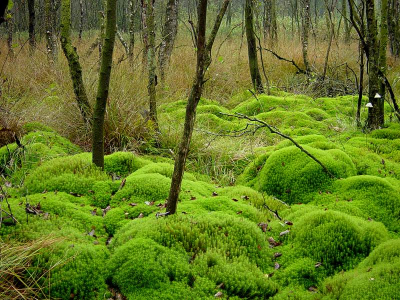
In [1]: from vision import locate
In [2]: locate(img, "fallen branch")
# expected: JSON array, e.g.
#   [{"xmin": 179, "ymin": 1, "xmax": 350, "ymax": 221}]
[
  {"xmin": 218, "ymin": 112, "xmax": 337, "ymax": 179},
  {"xmin": 262, "ymin": 47, "xmax": 307, "ymax": 75}
]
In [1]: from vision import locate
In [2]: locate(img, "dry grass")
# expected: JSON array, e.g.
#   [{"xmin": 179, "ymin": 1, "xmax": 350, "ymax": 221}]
[
  {"xmin": 0, "ymin": 236, "xmax": 63, "ymax": 300},
  {"xmin": 0, "ymin": 27, "xmax": 399, "ymax": 152}
]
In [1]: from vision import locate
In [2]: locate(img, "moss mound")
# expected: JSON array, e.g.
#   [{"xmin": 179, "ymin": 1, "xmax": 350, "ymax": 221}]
[
  {"xmin": 23, "ymin": 153, "xmax": 109, "ymax": 195},
  {"xmin": 321, "ymin": 239, "xmax": 400, "ymax": 299},
  {"xmin": 104, "ymin": 151, "xmax": 151, "ymax": 176},
  {"xmin": 37, "ymin": 241, "xmax": 109, "ymax": 300},
  {"xmin": 110, "ymin": 213, "xmax": 279, "ymax": 299},
  {"xmin": 254, "ymin": 145, "xmax": 356, "ymax": 204},
  {"xmin": 313, "ymin": 175, "xmax": 400, "ymax": 232},
  {"xmin": 289, "ymin": 209, "xmax": 388, "ymax": 274}
]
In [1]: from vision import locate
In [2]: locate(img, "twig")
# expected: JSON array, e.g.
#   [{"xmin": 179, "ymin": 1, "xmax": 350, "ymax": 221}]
[
  {"xmin": 262, "ymin": 47, "xmax": 307, "ymax": 75},
  {"xmin": 219, "ymin": 112, "xmax": 337, "ymax": 179}
]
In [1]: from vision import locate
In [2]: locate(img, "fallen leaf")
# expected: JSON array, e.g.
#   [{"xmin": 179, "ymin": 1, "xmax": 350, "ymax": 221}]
[
  {"xmin": 308, "ymin": 286, "xmax": 318, "ymax": 292},
  {"xmin": 119, "ymin": 178, "xmax": 126, "ymax": 190},
  {"xmin": 215, "ymin": 283, "xmax": 224, "ymax": 289},
  {"xmin": 381, "ymin": 159, "xmax": 385, "ymax": 165},
  {"xmin": 88, "ymin": 228, "xmax": 96, "ymax": 237},
  {"xmin": 91, "ymin": 209, "xmax": 97, "ymax": 216},
  {"xmin": 145, "ymin": 201, "xmax": 154, "ymax": 206},
  {"xmin": 257, "ymin": 245, "xmax": 262, "ymax": 250},
  {"xmin": 241, "ymin": 195, "xmax": 250, "ymax": 200},
  {"xmin": 284, "ymin": 220, "xmax": 293, "ymax": 226},
  {"xmin": 370, "ymin": 278, "xmax": 375, "ymax": 281},
  {"xmin": 280, "ymin": 230, "xmax": 290, "ymax": 236},
  {"xmin": 232, "ymin": 198, "xmax": 239, "ymax": 202},
  {"xmin": 268, "ymin": 237, "xmax": 281, "ymax": 247},
  {"xmin": 258, "ymin": 222, "xmax": 268, "ymax": 232},
  {"xmin": 281, "ymin": 162, "xmax": 285, "ymax": 166},
  {"xmin": 191, "ymin": 196, "xmax": 197, "ymax": 200},
  {"xmin": 5, "ymin": 181, "xmax": 12, "ymax": 188},
  {"xmin": 93, "ymin": 240, "xmax": 99, "ymax": 245},
  {"xmin": 264, "ymin": 272, "xmax": 274, "ymax": 278},
  {"xmin": 274, "ymin": 262, "xmax": 280, "ymax": 270},
  {"xmin": 212, "ymin": 192, "xmax": 218, "ymax": 197},
  {"xmin": 274, "ymin": 252, "xmax": 282, "ymax": 258},
  {"xmin": 102, "ymin": 206, "xmax": 111, "ymax": 217},
  {"xmin": 315, "ymin": 262, "xmax": 322, "ymax": 268},
  {"xmin": 236, "ymin": 211, "xmax": 243, "ymax": 215},
  {"xmin": 214, "ymin": 291, "xmax": 223, "ymax": 298},
  {"xmin": 69, "ymin": 192, "xmax": 81, "ymax": 197},
  {"xmin": 137, "ymin": 213, "xmax": 144, "ymax": 218},
  {"xmin": 129, "ymin": 203, "xmax": 138, "ymax": 207}
]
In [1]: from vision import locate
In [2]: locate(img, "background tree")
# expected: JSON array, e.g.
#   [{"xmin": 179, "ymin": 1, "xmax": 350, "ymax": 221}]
[
  {"xmin": 158, "ymin": 0, "xmax": 179, "ymax": 82},
  {"xmin": 28, "ymin": 0, "xmax": 36, "ymax": 52},
  {"xmin": 388, "ymin": 0, "xmax": 399, "ymax": 57},
  {"xmin": 167, "ymin": 0, "xmax": 230, "ymax": 215},
  {"xmin": 0, "ymin": 0, "xmax": 9, "ymax": 25},
  {"xmin": 60, "ymin": 0, "xmax": 92, "ymax": 124},
  {"xmin": 300, "ymin": 0, "xmax": 311, "ymax": 73},
  {"xmin": 245, "ymin": 0, "xmax": 264, "ymax": 93},
  {"xmin": 92, "ymin": 0, "xmax": 117, "ymax": 168}
]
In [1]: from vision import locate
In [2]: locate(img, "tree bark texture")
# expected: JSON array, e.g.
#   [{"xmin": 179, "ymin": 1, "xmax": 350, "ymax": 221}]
[
  {"xmin": 158, "ymin": 0, "xmax": 179, "ymax": 82},
  {"xmin": 379, "ymin": 0, "xmax": 388, "ymax": 100},
  {"xmin": 92, "ymin": 0, "xmax": 117, "ymax": 169},
  {"xmin": 28, "ymin": 0, "xmax": 36, "ymax": 52},
  {"xmin": 45, "ymin": 0, "xmax": 58, "ymax": 63},
  {"xmin": 245, "ymin": 0, "xmax": 264, "ymax": 94},
  {"xmin": 342, "ymin": 0, "xmax": 351, "ymax": 43},
  {"xmin": 300, "ymin": 0, "xmax": 311, "ymax": 73},
  {"xmin": 366, "ymin": 0, "xmax": 384, "ymax": 129},
  {"xmin": 388, "ymin": 0, "xmax": 400, "ymax": 57},
  {"xmin": 166, "ymin": 0, "xmax": 230, "ymax": 215},
  {"xmin": 60, "ymin": 0, "xmax": 92, "ymax": 125},
  {"xmin": 146, "ymin": 0, "xmax": 158, "ymax": 129}
]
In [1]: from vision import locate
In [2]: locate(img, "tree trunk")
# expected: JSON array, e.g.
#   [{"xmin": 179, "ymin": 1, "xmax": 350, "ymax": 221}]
[
  {"xmin": 45, "ymin": 0, "xmax": 58, "ymax": 63},
  {"xmin": 167, "ymin": 0, "xmax": 230, "ymax": 215},
  {"xmin": 366, "ymin": 0, "xmax": 384, "ymax": 129},
  {"xmin": 342, "ymin": 0, "xmax": 351, "ymax": 43},
  {"xmin": 0, "ymin": 0, "xmax": 9, "ymax": 25},
  {"xmin": 141, "ymin": 0, "xmax": 149, "ymax": 66},
  {"xmin": 79, "ymin": 0, "xmax": 84, "ymax": 40},
  {"xmin": 379, "ymin": 0, "xmax": 388, "ymax": 100},
  {"xmin": 300, "ymin": 0, "xmax": 311, "ymax": 73},
  {"xmin": 6, "ymin": 8, "xmax": 14, "ymax": 59},
  {"xmin": 356, "ymin": 40, "xmax": 364, "ymax": 126},
  {"xmin": 158, "ymin": 0, "xmax": 179, "ymax": 82},
  {"xmin": 28, "ymin": 0, "xmax": 36, "ymax": 52},
  {"xmin": 388, "ymin": 0, "xmax": 400, "ymax": 57},
  {"xmin": 60, "ymin": 0, "xmax": 92, "ymax": 125},
  {"xmin": 245, "ymin": 0, "xmax": 264, "ymax": 93},
  {"xmin": 92, "ymin": 0, "xmax": 117, "ymax": 169},
  {"xmin": 146, "ymin": 0, "xmax": 158, "ymax": 130},
  {"xmin": 129, "ymin": 0, "xmax": 136, "ymax": 58}
]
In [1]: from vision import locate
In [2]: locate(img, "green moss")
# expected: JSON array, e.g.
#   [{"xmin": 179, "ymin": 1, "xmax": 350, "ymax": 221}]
[
  {"xmin": 24, "ymin": 153, "xmax": 109, "ymax": 195},
  {"xmin": 179, "ymin": 196, "xmax": 266, "ymax": 223},
  {"xmin": 21, "ymin": 131, "xmax": 81, "ymax": 154},
  {"xmin": 290, "ymin": 210, "xmax": 388, "ymax": 274},
  {"xmin": 305, "ymin": 108, "xmax": 331, "ymax": 121},
  {"xmin": 233, "ymin": 95, "xmax": 308, "ymax": 116},
  {"xmin": 104, "ymin": 151, "xmax": 151, "ymax": 176},
  {"xmin": 111, "ymin": 173, "xmax": 171, "ymax": 205},
  {"xmin": 192, "ymin": 251, "xmax": 278, "ymax": 298},
  {"xmin": 313, "ymin": 175, "xmax": 400, "ymax": 232},
  {"xmin": 37, "ymin": 241, "xmax": 109, "ymax": 300},
  {"xmin": 321, "ymin": 240, "xmax": 400, "ymax": 299},
  {"xmin": 132, "ymin": 162, "xmax": 197, "ymax": 181},
  {"xmin": 255, "ymin": 111, "xmax": 323, "ymax": 132},
  {"xmin": 255, "ymin": 146, "xmax": 356, "ymax": 204},
  {"xmin": 109, "ymin": 238, "xmax": 190, "ymax": 294},
  {"xmin": 22, "ymin": 122, "xmax": 55, "ymax": 133}
]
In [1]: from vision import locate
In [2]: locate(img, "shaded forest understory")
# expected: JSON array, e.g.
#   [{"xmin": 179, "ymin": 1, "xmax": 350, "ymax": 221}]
[
  {"xmin": 1, "ymin": 0, "xmax": 400, "ymax": 298},
  {"xmin": 1, "ymin": 90, "xmax": 400, "ymax": 299}
]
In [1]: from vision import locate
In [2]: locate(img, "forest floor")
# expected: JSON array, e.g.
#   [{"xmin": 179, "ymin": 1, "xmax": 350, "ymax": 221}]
[{"xmin": 1, "ymin": 35, "xmax": 400, "ymax": 299}]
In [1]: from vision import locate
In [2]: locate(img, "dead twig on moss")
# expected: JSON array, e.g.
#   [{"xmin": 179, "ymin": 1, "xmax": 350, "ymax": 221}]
[{"xmin": 217, "ymin": 112, "xmax": 337, "ymax": 179}]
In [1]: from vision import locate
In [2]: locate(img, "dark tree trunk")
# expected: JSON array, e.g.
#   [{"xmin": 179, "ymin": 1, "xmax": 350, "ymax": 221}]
[
  {"xmin": 388, "ymin": 0, "xmax": 400, "ymax": 57},
  {"xmin": 129, "ymin": 0, "xmax": 136, "ymax": 58},
  {"xmin": 342, "ymin": 0, "xmax": 351, "ymax": 43},
  {"xmin": 79, "ymin": 0, "xmax": 84, "ymax": 40},
  {"xmin": 158, "ymin": 0, "xmax": 179, "ymax": 82},
  {"xmin": 92, "ymin": 0, "xmax": 117, "ymax": 169},
  {"xmin": 60, "ymin": 0, "xmax": 92, "ymax": 125},
  {"xmin": 146, "ymin": 0, "xmax": 158, "ymax": 130},
  {"xmin": 166, "ymin": 0, "xmax": 230, "ymax": 215},
  {"xmin": 300, "ymin": 0, "xmax": 311, "ymax": 73},
  {"xmin": 28, "ymin": 0, "xmax": 36, "ymax": 52},
  {"xmin": 245, "ymin": 0, "xmax": 264, "ymax": 93},
  {"xmin": 45, "ymin": 0, "xmax": 58, "ymax": 63},
  {"xmin": 0, "ymin": 0, "xmax": 9, "ymax": 25},
  {"xmin": 366, "ymin": 0, "xmax": 384, "ymax": 129}
]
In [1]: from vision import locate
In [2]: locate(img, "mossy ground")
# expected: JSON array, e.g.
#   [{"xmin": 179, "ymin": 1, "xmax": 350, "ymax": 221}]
[{"xmin": 1, "ymin": 92, "xmax": 399, "ymax": 299}]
